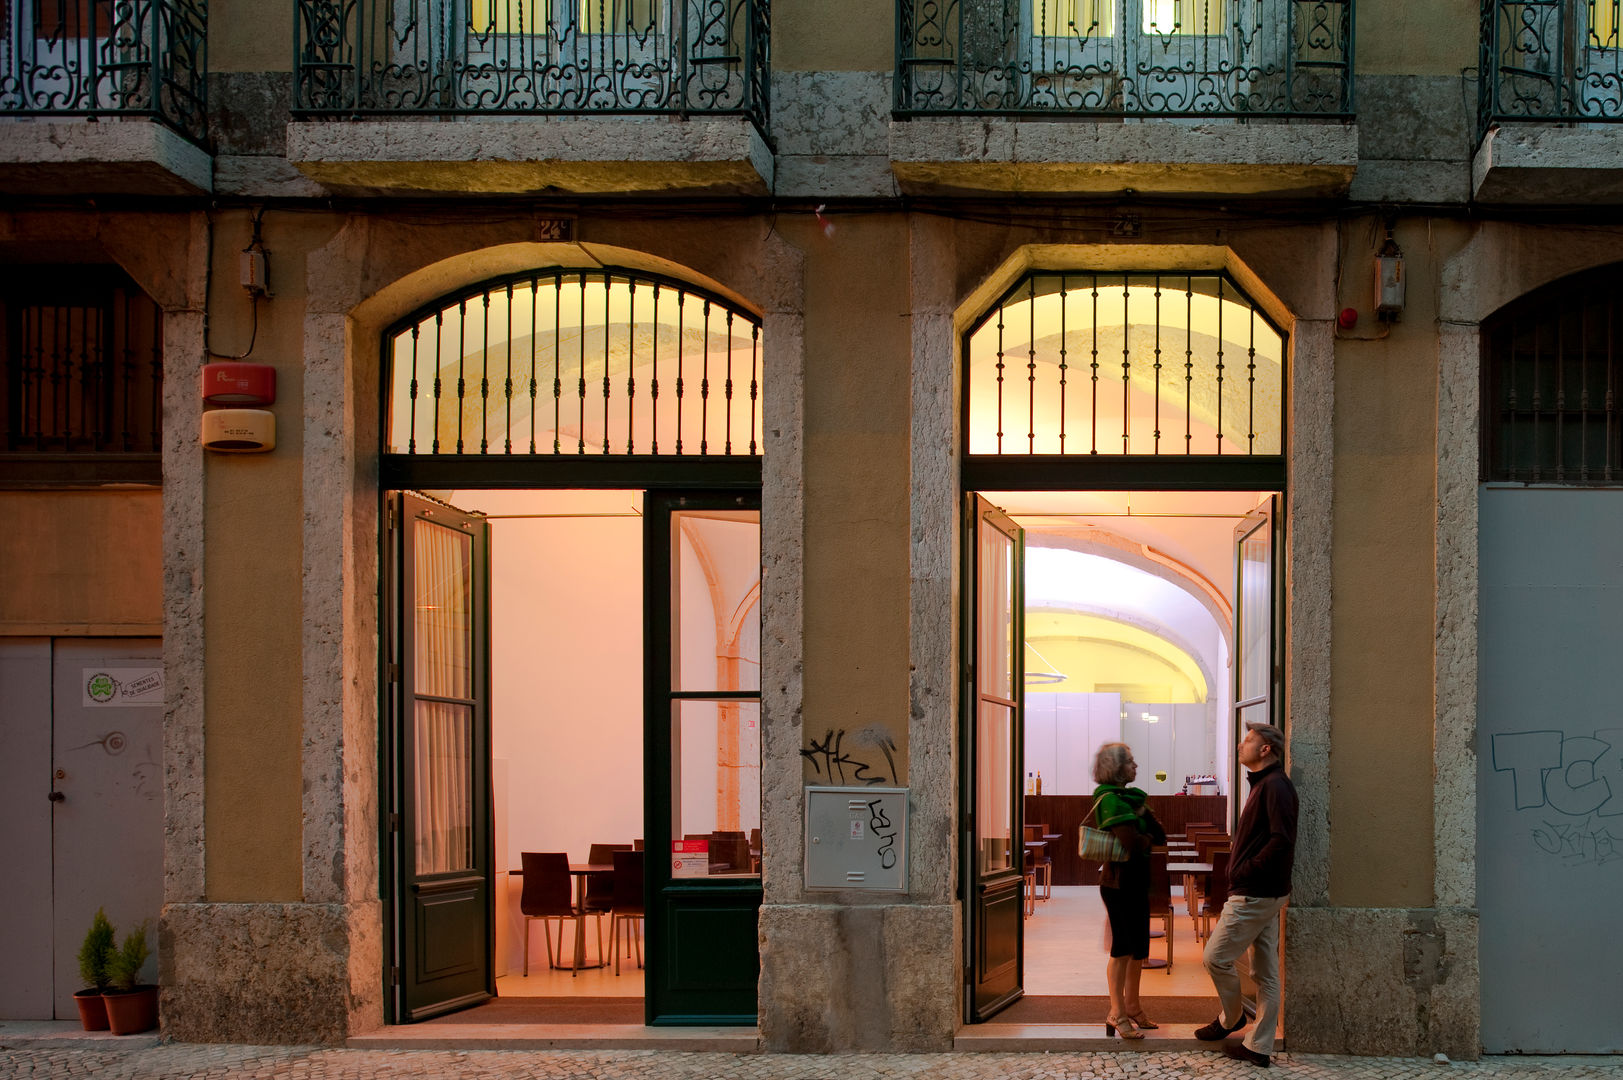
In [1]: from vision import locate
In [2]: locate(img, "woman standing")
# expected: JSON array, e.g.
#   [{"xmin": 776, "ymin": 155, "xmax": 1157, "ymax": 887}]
[{"xmin": 1090, "ymin": 741, "xmax": 1165, "ymax": 1039}]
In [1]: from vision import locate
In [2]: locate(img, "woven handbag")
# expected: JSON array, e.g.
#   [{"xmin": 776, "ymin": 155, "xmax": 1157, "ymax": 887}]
[{"xmin": 1079, "ymin": 794, "xmax": 1130, "ymax": 862}]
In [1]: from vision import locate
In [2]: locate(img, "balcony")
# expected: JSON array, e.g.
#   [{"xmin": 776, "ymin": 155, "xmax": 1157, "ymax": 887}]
[
  {"xmin": 1477, "ymin": 0, "xmax": 1623, "ymax": 202},
  {"xmin": 0, "ymin": 0, "xmax": 210, "ymax": 195},
  {"xmin": 890, "ymin": 0, "xmax": 1357, "ymax": 197},
  {"xmin": 287, "ymin": 0, "xmax": 773, "ymax": 196}
]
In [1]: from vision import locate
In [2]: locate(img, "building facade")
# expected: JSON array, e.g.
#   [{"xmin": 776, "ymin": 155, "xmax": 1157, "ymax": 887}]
[{"xmin": 3, "ymin": 0, "xmax": 1622, "ymax": 1057}]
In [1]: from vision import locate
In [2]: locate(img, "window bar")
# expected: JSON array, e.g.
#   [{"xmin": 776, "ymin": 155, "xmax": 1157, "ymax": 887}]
[
  {"xmin": 408, "ymin": 323, "xmax": 421, "ymax": 454},
  {"xmin": 1058, "ymin": 275, "xmax": 1069, "ymax": 454},
  {"xmin": 1578, "ymin": 297, "xmax": 1589, "ymax": 484},
  {"xmin": 603, "ymin": 275, "xmax": 613, "ymax": 455},
  {"xmin": 53, "ymin": 306, "xmax": 68, "ymax": 448},
  {"xmin": 577, "ymin": 271, "xmax": 588, "ymax": 455},
  {"xmin": 120, "ymin": 291, "xmax": 137, "ymax": 451},
  {"xmin": 1608, "ymin": 296, "xmax": 1617, "ymax": 483},
  {"xmin": 724, "ymin": 308, "xmax": 736, "ymax": 455},
  {"xmin": 749, "ymin": 322, "xmax": 760, "ymax": 455},
  {"xmin": 1121, "ymin": 281, "xmax": 1131, "ymax": 454},
  {"xmin": 432, "ymin": 311, "xmax": 444, "ymax": 454},
  {"xmin": 995, "ymin": 300, "xmax": 1006, "ymax": 454},
  {"xmin": 627, "ymin": 279, "xmax": 638, "ymax": 455},
  {"xmin": 553, "ymin": 271, "xmax": 563, "ymax": 454},
  {"xmin": 1152, "ymin": 278, "xmax": 1163, "ymax": 455},
  {"xmin": 1532, "ymin": 314, "xmax": 1543, "ymax": 482},
  {"xmin": 650, "ymin": 283, "xmax": 661, "ymax": 454},
  {"xmin": 676, "ymin": 289, "xmax": 686, "ymax": 454},
  {"xmin": 147, "ymin": 303, "xmax": 162, "ymax": 453},
  {"xmin": 22, "ymin": 305, "xmax": 37, "ymax": 447},
  {"xmin": 1215, "ymin": 278, "xmax": 1225, "ymax": 453},
  {"xmin": 701, "ymin": 298, "xmax": 712, "ymax": 455},
  {"xmin": 504, "ymin": 282, "xmax": 514, "ymax": 455},
  {"xmin": 479, "ymin": 291, "xmax": 491, "ymax": 454},
  {"xmin": 78, "ymin": 304, "xmax": 93, "ymax": 448},
  {"xmin": 528, "ymin": 276, "xmax": 539, "ymax": 454},
  {"xmin": 455, "ymin": 299, "xmax": 467, "ymax": 454},
  {"xmin": 1028, "ymin": 277, "xmax": 1038, "ymax": 454},
  {"xmin": 1185, "ymin": 278, "xmax": 1194, "ymax": 453},
  {"xmin": 1247, "ymin": 307, "xmax": 1258, "ymax": 455},
  {"xmin": 1090, "ymin": 276, "xmax": 1100, "ymax": 455},
  {"xmin": 1504, "ymin": 318, "xmax": 1519, "ymax": 481},
  {"xmin": 1555, "ymin": 299, "xmax": 1567, "ymax": 483}
]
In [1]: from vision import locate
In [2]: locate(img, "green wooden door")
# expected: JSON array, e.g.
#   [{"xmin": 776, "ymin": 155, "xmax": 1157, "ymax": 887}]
[
  {"xmin": 388, "ymin": 492, "xmax": 494, "ymax": 1022},
  {"xmin": 963, "ymin": 494, "xmax": 1026, "ymax": 1021},
  {"xmin": 643, "ymin": 490, "xmax": 763, "ymax": 1024}
]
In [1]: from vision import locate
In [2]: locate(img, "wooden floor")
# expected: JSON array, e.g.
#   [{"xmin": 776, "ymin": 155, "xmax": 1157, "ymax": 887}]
[{"xmin": 494, "ymin": 884, "xmax": 1215, "ymax": 1002}]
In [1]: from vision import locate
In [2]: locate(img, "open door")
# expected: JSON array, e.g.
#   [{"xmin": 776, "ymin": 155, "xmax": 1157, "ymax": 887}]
[
  {"xmin": 1232, "ymin": 494, "xmax": 1284, "ymax": 813},
  {"xmin": 963, "ymin": 494, "xmax": 1025, "ymax": 1021},
  {"xmin": 644, "ymin": 490, "xmax": 763, "ymax": 1024},
  {"xmin": 386, "ymin": 492, "xmax": 494, "ymax": 1022}
]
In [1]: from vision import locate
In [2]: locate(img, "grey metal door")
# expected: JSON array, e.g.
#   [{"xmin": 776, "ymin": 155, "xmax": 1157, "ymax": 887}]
[
  {"xmin": 1479, "ymin": 487, "xmax": 1623, "ymax": 1053},
  {"xmin": 0, "ymin": 639, "xmax": 163, "ymax": 1019}
]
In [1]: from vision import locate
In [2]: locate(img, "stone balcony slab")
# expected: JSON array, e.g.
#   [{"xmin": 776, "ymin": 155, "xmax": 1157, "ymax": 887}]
[
  {"xmin": 287, "ymin": 116, "xmax": 772, "ymax": 197},
  {"xmin": 0, "ymin": 118, "xmax": 212, "ymax": 196},
  {"xmin": 1473, "ymin": 125, "xmax": 1623, "ymax": 204},
  {"xmin": 889, "ymin": 117, "xmax": 1358, "ymax": 198}
]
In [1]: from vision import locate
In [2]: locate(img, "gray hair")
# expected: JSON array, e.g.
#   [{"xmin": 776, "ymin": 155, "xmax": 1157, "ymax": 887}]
[
  {"xmin": 1247, "ymin": 723, "xmax": 1285, "ymax": 761},
  {"xmin": 1093, "ymin": 742, "xmax": 1135, "ymax": 785}
]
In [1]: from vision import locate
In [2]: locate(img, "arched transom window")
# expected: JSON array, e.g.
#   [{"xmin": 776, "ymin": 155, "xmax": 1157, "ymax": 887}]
[
  {"xmin": 386, "ymin": 269, "xmax": 762, "ymax": 458},
  {"xmin": 966, "ymin": 272, "xmax": 1286, "ymax": 458}
]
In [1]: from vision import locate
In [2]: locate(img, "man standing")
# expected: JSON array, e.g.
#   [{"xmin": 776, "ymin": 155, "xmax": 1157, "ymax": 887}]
[{"xmin": 1196, "ymin": 722, "xmax": 1298, "ymax": 1067}]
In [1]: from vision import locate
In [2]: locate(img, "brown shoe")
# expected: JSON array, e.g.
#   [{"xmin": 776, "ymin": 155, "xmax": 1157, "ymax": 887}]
[{"xmin": 1195, "ymin": 1015, "xmax": 1247, "ymax": 1041}]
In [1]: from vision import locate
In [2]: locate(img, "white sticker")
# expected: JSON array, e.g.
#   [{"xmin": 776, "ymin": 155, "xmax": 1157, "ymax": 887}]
[
  {"xmin": 849, "ymin": 819, "xmax": 865, "ymax": 840},
  {"xmin": 83, "ymin": 668, "xmax": 163, "ymax": 707}
]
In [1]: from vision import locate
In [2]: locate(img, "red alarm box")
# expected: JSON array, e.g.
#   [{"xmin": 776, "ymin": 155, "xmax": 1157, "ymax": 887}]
[{"xmin": 201, "ymin": 362, "xmax": 276, "ymax": 405}]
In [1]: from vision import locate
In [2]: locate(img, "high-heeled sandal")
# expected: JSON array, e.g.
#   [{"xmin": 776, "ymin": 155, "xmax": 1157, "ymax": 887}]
[
  {"xmin": 1127, "ymin": 1012, "xmax": 1159, "ymax": 1030},
  {"xmin": 1104, "ymin": 1015, "xmax": 1146, "ymax": 1039}
]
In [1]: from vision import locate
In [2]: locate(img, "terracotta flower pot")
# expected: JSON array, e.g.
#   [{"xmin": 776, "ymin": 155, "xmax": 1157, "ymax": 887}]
[
  {"xmin": 73, "ymin": 989, "xmax": 108, "ymax": 1031},
  {"xmin": 102, "ymin": 986, "xmax": 158, "ymax": 1035}
]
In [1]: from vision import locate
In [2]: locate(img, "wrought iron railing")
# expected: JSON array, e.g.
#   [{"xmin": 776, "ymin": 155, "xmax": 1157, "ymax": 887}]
[
  {"xmin": 385, "ymin": 268, "xmax": 762, "ymax": 459},
  {"xmin": 1481, "ymin": 1, "xmax": 1623, "ymax": 137},
  {"xmin": 896, "ymin": 0, "xmax": 1353, "ymax": 117},
  {"xmin": 0, "ymin": 0, "xmax": 207, "ymax": 143},
  {"xmin": 294, "ymin": 0, "xmax": 769, "ymax": 130},
  {"xmin": 1, "ymin": 270, "xmax": 164, "ymax": 456}
]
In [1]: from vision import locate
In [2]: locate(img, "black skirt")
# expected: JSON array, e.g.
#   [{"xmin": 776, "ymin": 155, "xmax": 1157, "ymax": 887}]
[{"xmin": 1099, "ymin": 882, "xmax": 1150, "ymax": 959}]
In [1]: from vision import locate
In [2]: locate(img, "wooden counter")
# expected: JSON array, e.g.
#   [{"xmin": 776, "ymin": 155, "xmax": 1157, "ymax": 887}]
[{"xmin": 1025, "ymin": 794, "xmax": 1229, "ymax": 885}]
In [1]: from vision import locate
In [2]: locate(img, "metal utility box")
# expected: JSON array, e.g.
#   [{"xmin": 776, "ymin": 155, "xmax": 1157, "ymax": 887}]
[{"xmin": 804, "ymin": 786, "xmax": 908, "ymax": 891}]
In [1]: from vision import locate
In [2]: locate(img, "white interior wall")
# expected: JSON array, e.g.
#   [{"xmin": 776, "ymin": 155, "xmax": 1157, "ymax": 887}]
[{"xmin": 451, "ymin": 488, "xmax": 646, "ymax": 871}]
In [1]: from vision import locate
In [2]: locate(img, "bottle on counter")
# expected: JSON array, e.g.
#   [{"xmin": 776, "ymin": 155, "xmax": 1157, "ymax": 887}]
[
  {"xmin": 1035, "ymin": 771, "xmax": 1042, "ymax": 795},
  {"xmin": 1026, "ymin": 771, "xmax": 1035, "ymax": 796}
]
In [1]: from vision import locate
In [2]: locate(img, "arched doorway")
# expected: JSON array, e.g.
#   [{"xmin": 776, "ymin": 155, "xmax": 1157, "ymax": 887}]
[
  {"xmin": 1477, "ymin": 262, "xmax": 1623, "ymax": 1053},
  {"xmin": 957, "ymin": 270, "xmax": 1288, "ymax": 1022},
  {"xmin": 378, "ymin": 266, "xmax": 764, "ymax": 1025}
]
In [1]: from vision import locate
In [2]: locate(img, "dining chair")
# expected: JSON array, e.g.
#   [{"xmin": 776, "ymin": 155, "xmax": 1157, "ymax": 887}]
[
  {"xmin": 519, "ymin": 852, "xmax": 575, "ymax": 976},
  {"xmin": 609, "ymin": 848, "xmax": 645, "ymax": 975},
  {"xmin": 580, "ymin": 843, "xmax": 627, "ymax": 961},
  {"xmin": 1022, "ymin": 846, "xmax": 1037, "ymax": 918},
  {"xmin": 1148, "ymin": 847, "xmax": 1176, "ymax": 971},
  {"xmin": 1029, "ymin": 822, "xmax": 1053, "ymax": 900},
  {"xmin": 1198, "ymin": 848, "xmax": 1233, "ymax": 941},
  {"xmin": 709, "ymin": 832, "xmax": 750, "ymax": 875}
]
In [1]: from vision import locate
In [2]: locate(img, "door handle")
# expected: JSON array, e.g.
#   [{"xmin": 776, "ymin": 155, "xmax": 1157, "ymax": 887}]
[{"xmin": 48, "ymin": 791, "xmax": 65, "ymax": 802}]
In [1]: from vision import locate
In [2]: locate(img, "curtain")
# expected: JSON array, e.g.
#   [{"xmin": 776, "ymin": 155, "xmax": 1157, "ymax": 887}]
[{"xmin": 414, "ymin": 520, "xmax": 474, "ymax": 874}]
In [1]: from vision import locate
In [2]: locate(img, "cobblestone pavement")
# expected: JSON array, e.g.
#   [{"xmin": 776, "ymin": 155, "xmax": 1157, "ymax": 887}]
[{"xmin": 1, "ymin": 1045, "xmax": 1620, "ymax": 1080}]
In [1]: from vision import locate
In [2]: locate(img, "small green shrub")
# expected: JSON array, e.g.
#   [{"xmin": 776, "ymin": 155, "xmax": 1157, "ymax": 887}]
[
  {"xmin": 77, "ymin": 909, "xmax": 116, "ymax": 991},
  {"xmin": 109, "ymin": 921, "xmax": 151, "ymax": 991}
]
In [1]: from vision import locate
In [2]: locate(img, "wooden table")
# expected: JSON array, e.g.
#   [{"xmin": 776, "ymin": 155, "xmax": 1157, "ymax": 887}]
[{"xmin": 562, "ymin": 862, "xmax": 613, "ymax": 972}]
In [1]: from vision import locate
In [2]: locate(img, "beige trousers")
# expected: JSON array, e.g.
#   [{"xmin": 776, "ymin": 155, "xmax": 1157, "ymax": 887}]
[{"xmin": 1202, "ymin": 893, "xmax": 1289, "ymax": 1056}]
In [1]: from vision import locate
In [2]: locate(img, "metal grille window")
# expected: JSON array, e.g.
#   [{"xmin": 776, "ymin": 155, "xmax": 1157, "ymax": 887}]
[
  {"xmin": 386, "ymin": 269, "xmax": 762, "ymax": 458},
  {"xmin": 965, "ymin": 272, "xmax": 1285, "ymax": 457},
  {"xmin": 1482, "ymin": 1, "xmax": 1623, "ymax": 134},
  {"xmin": 1483, "ymin": 267, "xmax": 1623, "ymax": 485},
  {"xmin": 0, "ymin": 268, "xmax": 163, "ymax": 458},
  {"xmin": 293, "ymin": 0, "xmax": 768, "ymax": 128},
  {"xmin": 896, "ymin": 0, "xmax": 1353, "ymax": 117},
  {"xmin": 0, "ymin": 0, "xmax": 208, "ymax": 143}
]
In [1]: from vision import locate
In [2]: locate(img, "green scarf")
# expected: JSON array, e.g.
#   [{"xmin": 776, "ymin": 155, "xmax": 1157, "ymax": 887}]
[{"xmin": 1093, "ymin": 783, "xmax": 1148, "ymax": 830}]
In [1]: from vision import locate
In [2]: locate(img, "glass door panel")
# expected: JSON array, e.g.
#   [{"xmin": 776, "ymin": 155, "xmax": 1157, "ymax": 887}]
[
  {"xmin": 964, "ymin": 494, "xmax": 1024, "ymax": 1021},
  {"xmin": 1231, "ymin": 494, "xmax": 1281, "ymax": 824}
]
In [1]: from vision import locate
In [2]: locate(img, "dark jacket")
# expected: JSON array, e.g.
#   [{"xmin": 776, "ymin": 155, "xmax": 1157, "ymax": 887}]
[
  {"xmin": 1228, "ymin": 761, "xmax": 1297, "ymax": 898},
  {"xmin": 1091, "ymin": 784, "xmax": 1166, "ymax": 890}
]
